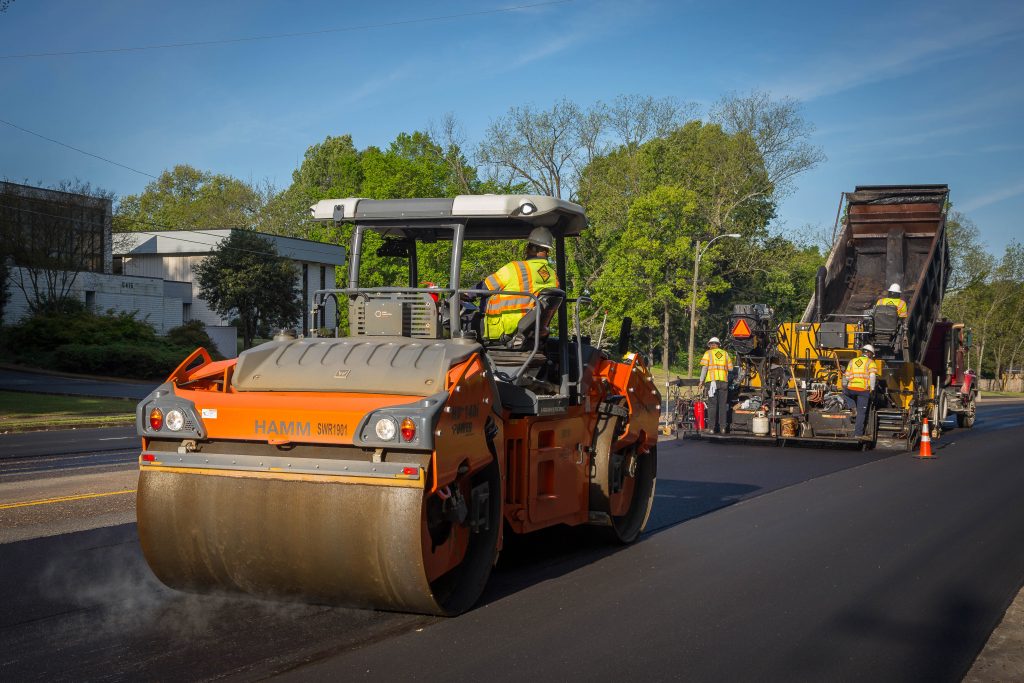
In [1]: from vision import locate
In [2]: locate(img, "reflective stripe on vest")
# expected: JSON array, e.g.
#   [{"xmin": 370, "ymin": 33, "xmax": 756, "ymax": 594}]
[
  {"xmin": 844, "ymin": 356, "xmax": 876, "ymax": 391},
  {"xmin": 876, "ymin": 296, "xmax": 908, "ymax": 318},
  {"xmin": 483, "ymin": 259, "xmax": 559, "ymax": 338},
  {"xmin": 700, "ymin": 348, "xmax": 732, "ymax": 383}
]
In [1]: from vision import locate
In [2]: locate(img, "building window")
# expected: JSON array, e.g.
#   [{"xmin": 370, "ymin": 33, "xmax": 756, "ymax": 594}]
[
  {"xmin": 85, "ymin": 291, "xmax": 96, "ymax": 310},
  {"xmin": 182, "ymin": 303, "xmax": 192, "ymax": 322}
]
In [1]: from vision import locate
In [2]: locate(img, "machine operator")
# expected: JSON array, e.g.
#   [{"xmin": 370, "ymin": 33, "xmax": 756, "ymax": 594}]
[
  {"xmin": 843, "ymin": 343, "xmax": 879, "ymax": 438},
  {"xmin": 699, "ymin": 336, "xmax": 733, "ymax": 434},
  {"xmin": 477, "ymin": 227, "xmax": 560, "ymax": 342},
  {"xmin": 875, "ymin": 283, "xmax": 908, "ymax": 318}
]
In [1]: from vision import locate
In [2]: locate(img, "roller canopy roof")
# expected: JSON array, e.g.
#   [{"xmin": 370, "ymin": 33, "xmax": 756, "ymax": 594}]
[{"xmin": 309, "ymin": 194, "xmax": 587, "ymax": 240}]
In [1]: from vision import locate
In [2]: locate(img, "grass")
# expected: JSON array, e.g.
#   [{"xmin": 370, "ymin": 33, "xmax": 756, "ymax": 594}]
[
  {"xmin": 981, "ymin": 390, "xmax": 1024, "ymax": 398},
  {"xmin": 0, "ymin": 391, "xmax": 136, "ymax": 432}
]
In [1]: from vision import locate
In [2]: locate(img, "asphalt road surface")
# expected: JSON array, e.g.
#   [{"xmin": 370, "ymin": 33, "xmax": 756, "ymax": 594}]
[
  {"xmin": 0, "ymin": 402, "xmax": 1022, "ymax": 681},
  {"xmin": 0, "ymin": 368, "xmax": 154, "ymax": 400}
]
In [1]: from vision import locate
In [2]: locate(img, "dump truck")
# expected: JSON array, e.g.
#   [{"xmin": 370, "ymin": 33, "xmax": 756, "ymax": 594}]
[
  {"xmin": 135, "ymin": 195, "xmax": 660, "ymax": 615},
  {"xmin": 712, "ymin": 184, "xmax": 973, "ymax": 449}
]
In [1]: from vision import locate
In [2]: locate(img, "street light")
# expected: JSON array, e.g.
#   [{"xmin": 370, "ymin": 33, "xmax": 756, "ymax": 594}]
[{"xmin": 687, "ymin": 233, "xmax": 742, "ymax": 377}]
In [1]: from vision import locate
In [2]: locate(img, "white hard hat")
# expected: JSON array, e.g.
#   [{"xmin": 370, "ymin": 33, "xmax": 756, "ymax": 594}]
[
  {"xmin": 527, "ymin": 226, "xmax": 554, "ymax": 250},
  {"xmin": 862, "ymin": 343, "xmax": 876, "ymax": 354},
  {"xmin": 888, "ymin": 283, "xmax": 901, "ymax": 294},
  {"xmin": 708, "ymin": 337, "xmax": 721, "ymax": 345}
]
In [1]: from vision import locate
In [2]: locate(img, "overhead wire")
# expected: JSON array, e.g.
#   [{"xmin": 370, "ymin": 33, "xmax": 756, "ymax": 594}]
[
  {"xmin": 0, "ymin": 117, "xmax": 159, "ymax": 179},
  {"xmin": 0, "ymin": 1, "xmax": 575, "ymax": 59}
]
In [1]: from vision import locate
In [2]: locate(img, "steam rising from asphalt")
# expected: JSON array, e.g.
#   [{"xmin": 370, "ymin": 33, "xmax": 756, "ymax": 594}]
[{"xmin": 36, "ymin": 536, "xmax": 329, "ymax": 643}]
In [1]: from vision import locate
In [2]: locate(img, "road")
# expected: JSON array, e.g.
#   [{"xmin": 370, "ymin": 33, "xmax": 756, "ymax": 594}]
[
  {"xmin": 0, "ymin": 367, "xmax": 154, "ymax": 400},
  {"xmin": 0, "ymin": 402, "xmax": 1022, "ymax": 681}
]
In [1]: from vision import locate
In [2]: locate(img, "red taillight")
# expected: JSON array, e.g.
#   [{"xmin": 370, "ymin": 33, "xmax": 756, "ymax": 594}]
[
  {"xmin": 402, "ymin": 466, "xmax": 418, "ymax": 476},
  {"xmin": 141, "ymin": 454, "xmax": 155, "ymax": 462},
  {"xmin": 400, "ymin": 417, "xmax": 415, "ymax": 442},
  {"xmin": 149, "ymin": 408, "xmax": 163, "ymax": 430}
]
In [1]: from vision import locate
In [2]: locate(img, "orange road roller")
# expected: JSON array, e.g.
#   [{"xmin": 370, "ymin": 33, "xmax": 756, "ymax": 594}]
[{"xmin": 135, "ymin": 195, "xmax": 660, "ymax": 615}]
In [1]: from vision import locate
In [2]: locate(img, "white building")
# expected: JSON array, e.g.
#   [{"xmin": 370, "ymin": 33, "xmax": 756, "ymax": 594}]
[
  {"xmin": 115, "ymin": 230, "xmax": 345, "ymax": 345},
  {"xmin": 1, "ymin": 183, "xmax": 345, "ymax": 359}
]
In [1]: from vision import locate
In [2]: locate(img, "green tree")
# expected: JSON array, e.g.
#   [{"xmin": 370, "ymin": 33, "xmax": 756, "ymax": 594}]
[
  {"xmin": 115, "ymin": 165, "xmax": 265, "ymax": 232},
  {"xmin": 193, "ymin": 230, "xmax": 302, "ymax": 349},
  {"xmin": 597, "ymin": 185, "xmax": 699, "ymax": 376}
]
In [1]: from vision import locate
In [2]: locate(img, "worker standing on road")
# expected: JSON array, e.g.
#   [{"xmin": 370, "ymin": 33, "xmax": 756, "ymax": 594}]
[
  {"xmin": 478, "ymin": 227, "xmax": 560, "ymax": 341},
  {"xmin": 699, "ymin": 337, "xmax": 733, "ymax": 434},
  {"xmin": 843, "ymin": 344, "xmax": 879, "ymax": 438},
  {"xmin": 875, "ymin": 283, "xmax": 908, "ymax": 318}
]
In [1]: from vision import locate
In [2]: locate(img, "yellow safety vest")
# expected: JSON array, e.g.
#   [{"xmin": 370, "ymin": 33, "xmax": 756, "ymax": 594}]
[
  {"xmin": 482, "ymin": 258, "xmax": 559, "ymax": 339},
  {"xmin": 844, "ymin": 356, "xmax": 877, "ymax": 392},
  {"xmin": 700, "ymin": 348, "xmax": 733, "ymax": 383},
  {"xmin": 875, "ymin": 296, "xmax": 908, "ymax": 318}
]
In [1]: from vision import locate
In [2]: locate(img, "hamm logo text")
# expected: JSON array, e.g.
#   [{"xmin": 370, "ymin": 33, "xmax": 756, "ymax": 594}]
[{"xmin": 254, "ymin": 420, "xmax": 311, "ymax": 437}]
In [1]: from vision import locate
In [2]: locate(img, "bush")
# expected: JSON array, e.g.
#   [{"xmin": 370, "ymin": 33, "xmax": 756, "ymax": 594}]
[
  {"xmin": 0, "ymin": 310, "xmax": 221, "ymax": 379},
  {"xmin": 51, "ymin": 342, "xmax": 192, "ymax": 378},
  {"xmin": 166, "ymin": 320, "xmax": 222, "ymax": 358},
  {"xmin": 3, "ymin": 309, "xmax": 157, "ymax": 350}
]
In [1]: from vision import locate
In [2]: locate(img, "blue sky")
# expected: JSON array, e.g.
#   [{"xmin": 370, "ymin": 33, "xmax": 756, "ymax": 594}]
[{"xmin": 1, "ymin": 0, "xmax": 1022, "ymax": 255}]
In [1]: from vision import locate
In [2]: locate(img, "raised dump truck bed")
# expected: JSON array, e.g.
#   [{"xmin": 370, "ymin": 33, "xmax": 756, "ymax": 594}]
[{"xmin": 806, "ymin": 184, "xmax": 950, "ymax": 365}]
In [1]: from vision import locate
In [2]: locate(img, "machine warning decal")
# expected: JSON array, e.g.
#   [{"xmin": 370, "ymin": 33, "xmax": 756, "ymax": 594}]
[
  {"xmin": 317, "ymin": 422, "xmax": 349, "ymax": 437},
  {"xmin": 452, "ymin": 422, "xmax": 473, "ymax": 435},
  {"xmin": 201, "ymin": 408, "xmax": 217, "ymax": 419},
  {"xmin": 254, "ymin": 420, "xmax": 311, "ymax": 437},
  {"xmin": 731, "ymin": 318, "xmax": 752, "ymax": 339}
]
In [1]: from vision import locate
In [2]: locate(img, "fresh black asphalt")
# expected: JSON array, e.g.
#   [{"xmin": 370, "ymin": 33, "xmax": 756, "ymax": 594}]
[{"xmin": 0, "ymin": 403, "xmax": 1021, "ymax": 681}]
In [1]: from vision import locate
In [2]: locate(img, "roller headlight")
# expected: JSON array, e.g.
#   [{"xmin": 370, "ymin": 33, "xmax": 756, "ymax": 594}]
[
  {"xmin": 374, "ymin": 417, "xmax": 397, "ymax": 441},
  {"xmin": 165, "ymin": 409, "xmax": 185, "ymax": 432}
]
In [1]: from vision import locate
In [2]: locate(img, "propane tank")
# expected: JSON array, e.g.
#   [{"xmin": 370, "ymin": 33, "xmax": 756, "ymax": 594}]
[
  {"xmin": 752, "ymin": 413, "xmax": 770, "ymax": 436},
  {"xmin": 693, "ymin": 400, "xmax": 706, "ymax": 431}
]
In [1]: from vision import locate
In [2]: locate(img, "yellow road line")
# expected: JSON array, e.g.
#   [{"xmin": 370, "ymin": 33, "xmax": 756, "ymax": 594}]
[{"xmin": 0, "ymin": 489, "xmax": 137, "ymax": 510}]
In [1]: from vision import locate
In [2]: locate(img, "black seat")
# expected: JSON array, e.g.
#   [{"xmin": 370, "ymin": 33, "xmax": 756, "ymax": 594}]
[
  {"xmin": 505, "ymin": 288, "xmax": 565, "ymax": 351},
  {"xmin": 871, "ymin": 304, "xmax": 902, "ymax": 354}
]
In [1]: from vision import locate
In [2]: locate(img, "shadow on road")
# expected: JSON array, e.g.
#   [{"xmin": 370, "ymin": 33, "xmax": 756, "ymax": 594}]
[{"xmin": 482, "ymin": 476, "xmax": 758, "ymax": 606}]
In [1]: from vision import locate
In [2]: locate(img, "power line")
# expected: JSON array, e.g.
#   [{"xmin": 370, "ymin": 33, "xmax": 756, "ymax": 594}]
[
  {"xmin": 0, "ymin": 1, "xmax": 574, "ymax": 59},
  {"xmin": 0, "ymin": 202, "xmax": 343, "ymax": 262},
  {"xmin": 0, "ymin": 118, "xmax": 159, "ymax": 179}
]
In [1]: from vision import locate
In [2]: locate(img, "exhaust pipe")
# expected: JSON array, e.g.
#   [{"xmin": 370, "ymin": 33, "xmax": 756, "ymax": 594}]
[
  {"xmin": 815, "ymin": 266, "xmax": 827, "ymax": 322},
  {"xmin": 617, "ymin": 317, "xmax": 633, "ymax": 357}
]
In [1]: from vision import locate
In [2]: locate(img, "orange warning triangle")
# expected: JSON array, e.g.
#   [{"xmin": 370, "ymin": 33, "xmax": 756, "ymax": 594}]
[{"xmin": 731, "ymin": 318, "xmax": 752, "ymax": 339}]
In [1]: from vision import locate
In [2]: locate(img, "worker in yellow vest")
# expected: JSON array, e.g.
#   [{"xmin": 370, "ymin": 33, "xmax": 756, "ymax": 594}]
[
  {"xmin": 479, "ymin": 227, "xmax": 560, "ymax": 341},
  {"xmin": 699, "ymin": 337, "xmax": 733, "ymax": 434},
  {"xmin": 843, "ymin": 343, "xmax": 879, "ymax": 437},
  {"xmin": 875, "ymin": 283, "xmax": 908, "ymax": 318}
]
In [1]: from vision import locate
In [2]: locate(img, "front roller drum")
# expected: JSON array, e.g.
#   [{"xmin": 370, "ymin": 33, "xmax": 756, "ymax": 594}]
[
  {"xmin": 589, "ymin": 416, "xmax": 657, "ymax": 544},
  {"xmin": 137, "ymin": 463, "xmax": 501, "ymax": 616}
]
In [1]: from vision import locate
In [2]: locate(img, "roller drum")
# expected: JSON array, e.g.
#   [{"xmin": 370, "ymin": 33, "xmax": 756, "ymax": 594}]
[{"xmin": 138, "ymin": 469, "xmax": 443, "ymax": 614}]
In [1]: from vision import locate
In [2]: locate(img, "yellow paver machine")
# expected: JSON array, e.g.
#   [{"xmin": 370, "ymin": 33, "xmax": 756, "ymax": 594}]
[
  {"xmin": 709, "ymin": 184, "xmax": 974, "ymax": 450},
  {"xmin": 134, "ymin": 195, "xmax": 660, "ymax": 615}
]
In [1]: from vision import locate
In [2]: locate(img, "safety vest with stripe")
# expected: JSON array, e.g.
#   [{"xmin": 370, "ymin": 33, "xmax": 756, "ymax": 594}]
[
  {"xmin": 700, "ymin": 348, "xmax": 733, "ymax": 383},
  {"xmin": 875, "ymin": 296, "xmax": 908, "ymax": 318},
  {"xmin": 844, "ymin": 356, "xmax": 878, "ymax": 392},
  {"xmin": 482, "ymin": 258, "xmax": 559, "ymax": 339}
]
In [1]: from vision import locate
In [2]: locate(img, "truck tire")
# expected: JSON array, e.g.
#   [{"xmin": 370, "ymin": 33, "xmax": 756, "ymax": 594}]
[{"xmin": 957, "ymin": 396, "xmax": 977, "ymax": 428}]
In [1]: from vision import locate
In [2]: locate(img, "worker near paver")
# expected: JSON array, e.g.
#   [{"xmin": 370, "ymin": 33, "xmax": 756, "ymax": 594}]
[
  {"xmin": 699, "ymin": 337, "xmax": 733, "ymax": 434},
  {"xmin": 843, "ymin": 344, "xmax": 879, "ymax": 437},
  {"xmin": 478, "ymin": 227, "xmax": 560, "ymax": 341},
  {"xmin": 875, "ymin": 283, "xmax": 908, "ymax": 318}
]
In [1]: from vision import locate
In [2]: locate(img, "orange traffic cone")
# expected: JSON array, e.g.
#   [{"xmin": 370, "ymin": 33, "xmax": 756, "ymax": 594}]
[{"xmin": 915, "ymin": 418, "xmax": 935, "ymax": 459}]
